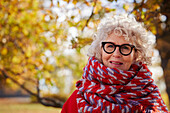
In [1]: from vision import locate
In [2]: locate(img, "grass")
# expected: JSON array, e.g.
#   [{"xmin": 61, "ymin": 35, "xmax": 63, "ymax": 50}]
[
  {"xmin": 0, "ymin": 98, "xmax": 62, "ymax": 113},
  {"xmin": 0, "ymin": 103, "xmax": 61, "ymax": 113},
  {"xmin": 0, "ymin": 94, "xmax": 169, "ymax": 113}
]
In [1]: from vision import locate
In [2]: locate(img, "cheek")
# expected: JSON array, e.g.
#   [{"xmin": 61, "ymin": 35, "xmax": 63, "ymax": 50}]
[
  {"xmin": 101, "ymin": 49, "xmax": 110, "ymax": 63},
  {"xmin": 124, "ymin": 52, "xmax": 135, "ymax": 64},
  {"xmin": 101, "ymin": 50, "xmax": 106, "ymax": 62}
]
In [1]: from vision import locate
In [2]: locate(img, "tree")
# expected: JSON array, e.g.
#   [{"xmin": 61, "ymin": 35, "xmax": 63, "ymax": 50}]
[
  {"xmin": 158, "ymin": 0, "xmax": 170, "ymax": 106},
  {"xmin": 0, "ymin": 0, "xmax": 70, "ymax": 107},
  {"xmin": 0, "ymin": 0, "xmax": 169, "ymax": 108}
]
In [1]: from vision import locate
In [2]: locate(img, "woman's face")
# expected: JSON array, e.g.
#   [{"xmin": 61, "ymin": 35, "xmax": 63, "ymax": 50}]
[{"xmin": 101, "ymin": 33, "xmax": 136, "ymax": 71}]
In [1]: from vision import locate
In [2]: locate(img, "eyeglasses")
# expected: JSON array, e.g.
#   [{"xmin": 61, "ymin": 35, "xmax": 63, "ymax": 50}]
[{"xmin": 102, "ymin": 42, "xmax": 136, "ymax": 56}]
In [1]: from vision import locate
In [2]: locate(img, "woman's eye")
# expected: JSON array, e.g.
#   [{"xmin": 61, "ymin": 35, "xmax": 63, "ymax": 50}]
[
  {"xmin": 107, "ymin": 45, "xmax": 114, "ymax": 48},
  {"xmin": 122, "ymin": 46, "xmax": 130, "ymax": 50}
]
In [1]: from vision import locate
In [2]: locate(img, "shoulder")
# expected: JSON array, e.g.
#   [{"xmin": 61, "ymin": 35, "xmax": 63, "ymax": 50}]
[{"xmin": 61, "ymin": 90, "xmax": 78, "ymax": 113}]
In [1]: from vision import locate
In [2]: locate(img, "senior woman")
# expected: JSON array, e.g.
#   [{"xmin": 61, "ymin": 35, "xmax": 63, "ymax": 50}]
[{"xmin": 61, "ymin": 15, "xmax": 169, "ymax": 113}]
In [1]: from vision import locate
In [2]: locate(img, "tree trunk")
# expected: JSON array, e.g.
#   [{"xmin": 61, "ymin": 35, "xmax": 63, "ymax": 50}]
[
  {"xmin": 157, "ymin": 0, "xmax": 170, "ymax": 107},
  {"xmin": 157, "ymin": 32, "xmax": 170, "ymax": 104}
]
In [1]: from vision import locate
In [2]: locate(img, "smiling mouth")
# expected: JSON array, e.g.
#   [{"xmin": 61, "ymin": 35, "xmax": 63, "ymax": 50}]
[{"xmin": 110, "ymin": 61, "xmax": 123, "ymax": 65}]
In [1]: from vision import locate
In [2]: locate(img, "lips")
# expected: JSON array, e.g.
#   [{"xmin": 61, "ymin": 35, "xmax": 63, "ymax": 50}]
[{"xmin": 109, "ymin": 61, "xmax": 123, "ymax": 65}]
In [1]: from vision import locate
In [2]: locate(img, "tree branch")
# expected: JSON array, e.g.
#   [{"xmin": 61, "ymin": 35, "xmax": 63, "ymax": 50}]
[
  {"xmin": 128, "ymin": 0, "xmax": 144, "ymax": 15},
  {"xmin": 1, "ymin": 69, "xmax": 37, "ymax": 96},
  {"xmin": 0, "ymin": 69, "xmax": 63, "ymax": 108},
  {"xmin": 82, "ymin": 0, "xmax": 98, "ymax": 31},
  {"xmin": 5, "ymin": 68, "xmax": 37, "ymax": 83}
]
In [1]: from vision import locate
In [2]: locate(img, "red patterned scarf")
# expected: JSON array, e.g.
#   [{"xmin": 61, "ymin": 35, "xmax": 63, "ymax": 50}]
[{"xmin": 76, "ymin": 57, "xmax": 168, "ymax": 113}]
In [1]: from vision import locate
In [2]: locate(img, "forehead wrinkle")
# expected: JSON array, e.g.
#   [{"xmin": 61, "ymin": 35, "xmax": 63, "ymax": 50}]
[{"xmin": 105, "ymin": 33, "xmax": 133, "ymax": 45}]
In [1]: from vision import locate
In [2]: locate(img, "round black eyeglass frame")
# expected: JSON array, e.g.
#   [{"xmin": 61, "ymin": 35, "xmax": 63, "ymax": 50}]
[{"xmin": 102, "ymin": 42, "xmax": 136, "ymax": 56}]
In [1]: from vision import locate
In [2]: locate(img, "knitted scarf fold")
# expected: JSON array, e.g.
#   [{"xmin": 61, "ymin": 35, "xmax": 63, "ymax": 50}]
[{"xmin": 76, "ymin": 57, "xmax": 168, "ymax": 113}]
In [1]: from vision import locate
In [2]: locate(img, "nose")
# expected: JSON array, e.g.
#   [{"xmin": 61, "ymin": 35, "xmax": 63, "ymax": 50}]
[{"xmin": 112, "ymin": 47, "xmax": 121, "ymax": 58}]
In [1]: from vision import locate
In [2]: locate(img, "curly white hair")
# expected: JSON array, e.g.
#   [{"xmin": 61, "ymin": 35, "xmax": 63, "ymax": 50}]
[{"xmin": 87, "ymin": 14, "xmax": 153, "ymax": 65}]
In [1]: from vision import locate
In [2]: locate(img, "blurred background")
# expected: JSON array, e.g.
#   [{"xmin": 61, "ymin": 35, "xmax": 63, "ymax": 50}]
[{"xmin": 0, "ymin": 0, "xmax": 169, "ymax": 112}]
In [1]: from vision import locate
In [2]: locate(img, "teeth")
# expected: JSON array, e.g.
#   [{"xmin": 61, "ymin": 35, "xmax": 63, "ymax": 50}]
[
  {"xmin": 110, "ymin": 61, "xmax": 122, "ymax": 65},
  {"xmin": 114, "ymin": 62, "xmax": 121, "ymax": 64}
]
